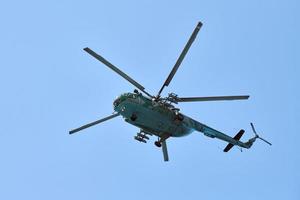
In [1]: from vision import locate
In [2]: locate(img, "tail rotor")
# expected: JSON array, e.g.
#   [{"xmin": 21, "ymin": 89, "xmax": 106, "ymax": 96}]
[{"xmin": 250, "ymin": 123, "xmax": 272, "ymax": 146}]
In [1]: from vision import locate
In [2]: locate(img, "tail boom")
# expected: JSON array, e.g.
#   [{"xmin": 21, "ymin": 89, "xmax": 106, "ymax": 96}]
[
  {"xmin": 191, "ymin": 119, "xmax": 270, "ymax": 152},
  {"xmin": 192, "ymin": 119, "xmax": 257, "ymax": 151}
]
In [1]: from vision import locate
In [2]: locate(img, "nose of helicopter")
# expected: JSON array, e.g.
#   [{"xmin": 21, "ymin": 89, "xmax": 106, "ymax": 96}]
[
  {"xmin": 113, "ymin": 93, "xmax": 127, "ymax": 109},
  {"xmin": 113, "ymin": 97, "xmax": 121, "ymax": 107},
  {"xmin": 113, "ymin": 92, "xmax": 135, "ymax": 111}
]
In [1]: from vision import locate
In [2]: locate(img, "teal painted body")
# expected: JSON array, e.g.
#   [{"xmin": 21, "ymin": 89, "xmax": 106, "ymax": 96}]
[
  {"xmin": 114, "ymin": 93, "xmax": 214, "ymax": 138},
  {"xmin": 114, "ymin": 92, "xmax": 193, "ymax": 137},
  {"xmin": 69, "ymin": 22, "xmax": 270, "ymax": 161},
  {"xmin": 113, "ymin": 92, "xmax": 255, "ymax": 150}
]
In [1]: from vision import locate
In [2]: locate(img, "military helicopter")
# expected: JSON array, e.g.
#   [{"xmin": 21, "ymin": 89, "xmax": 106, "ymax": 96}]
[{"xmin": 70, "ymin": 22, "xmax": 271, "ymax": 161}]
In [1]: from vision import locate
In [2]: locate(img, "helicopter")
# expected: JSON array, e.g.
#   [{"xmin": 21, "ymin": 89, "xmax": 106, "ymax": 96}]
[{"xmin": 69, "ymin": 22, "xmax": 271, "ymax": 161}]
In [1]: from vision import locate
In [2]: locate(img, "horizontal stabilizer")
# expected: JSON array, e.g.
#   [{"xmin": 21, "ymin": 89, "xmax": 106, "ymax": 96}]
[{"xmin": 223, "ymin": 129, "xmax": 245, "ymax": 152}]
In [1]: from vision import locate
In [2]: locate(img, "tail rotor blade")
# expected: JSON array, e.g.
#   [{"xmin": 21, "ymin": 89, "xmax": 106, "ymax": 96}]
[
  {"xmin": 69, "ymin": 113, "xmax": 120, "ymax": 134},
  {"xmin": 250, "ymin": 122, "xmax": 257, "ymax": 135},
  {"xmin": 258, "ymin": 137, "xmax": 272, "ymax": 146},
  {"xmin": 250, "ymin": 123, "xmax": 272, "ymax": 146}
]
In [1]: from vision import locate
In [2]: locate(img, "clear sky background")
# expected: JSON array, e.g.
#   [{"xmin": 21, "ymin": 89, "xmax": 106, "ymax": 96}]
[{"xmin": 0, "ymin": 0, "xmax": 299, "ymax": 199}]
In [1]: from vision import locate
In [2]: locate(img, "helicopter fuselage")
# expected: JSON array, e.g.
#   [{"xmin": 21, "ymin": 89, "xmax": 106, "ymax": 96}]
[
  {"xmin": 69, "ymin": 21, "xmax": 266, "ymax": 162},
  {"xmin": 113, "ymin": 92, "xmax": 194, "ymax": 137}
]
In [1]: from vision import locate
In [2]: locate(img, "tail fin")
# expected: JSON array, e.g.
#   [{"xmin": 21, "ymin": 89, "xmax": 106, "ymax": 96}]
[{"xmin": 223, "ymin": 129, "xmax": 245, "ymax": 152}]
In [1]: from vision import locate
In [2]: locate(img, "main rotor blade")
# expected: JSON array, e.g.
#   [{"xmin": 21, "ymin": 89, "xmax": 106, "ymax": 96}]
[
  {"xmin": 84, "ymin": 47, "xmax": 153, "ymax": 98},
  {"xmin": 157, "ymin": 22, "xmax": 202, "ymax": 97},
  {"xmin": 161, "ymin": 140, "xmax": 169, "ymax": 162},
  {"xmin": 69, "ymin": 113, "xmax": 120, "ymax": 134},
  {"xmin": 176, "ymin": 95, "xmax": 250, "ymax": 102}
]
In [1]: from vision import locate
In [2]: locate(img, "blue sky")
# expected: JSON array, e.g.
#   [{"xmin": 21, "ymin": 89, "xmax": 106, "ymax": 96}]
[{"xmin": 0, "ymin": 0, "xmax": 299, "ymax": 199}]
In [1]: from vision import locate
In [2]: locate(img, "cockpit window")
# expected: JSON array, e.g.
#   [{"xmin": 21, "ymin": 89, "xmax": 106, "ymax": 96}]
[
  {"xmin": 113, "ymin": 93, "xmax": 137, "ymax": 107},
  {"xmin": 113, "ymin": 98, "xmax": 121, "ymax": 106}
]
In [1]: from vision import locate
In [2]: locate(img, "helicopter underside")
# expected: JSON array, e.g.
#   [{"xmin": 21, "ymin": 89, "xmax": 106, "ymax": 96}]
[
  {"xmin": 114, "ymin": 98, "xmax": 193, "ymax": 138},
  {"xmin": 69, "ymin": 22, "xmax": 259, "ymax": 161}
]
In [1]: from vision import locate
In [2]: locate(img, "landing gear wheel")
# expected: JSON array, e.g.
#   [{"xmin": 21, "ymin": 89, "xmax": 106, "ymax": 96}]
[{"xmin": 154, "ymin": 141, "xmax": 162, "ymax": 147}]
